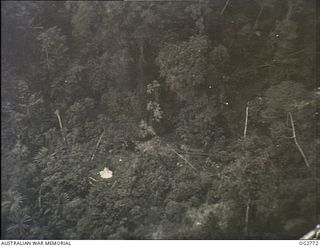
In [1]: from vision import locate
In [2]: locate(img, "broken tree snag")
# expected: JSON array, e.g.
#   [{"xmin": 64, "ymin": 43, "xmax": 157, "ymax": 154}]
[
  {"xmin": 91, "ymin": 129, "xmax": 105, "ymax": 161},
  {"xmin": 243, "ymin": 106, "xmax": 250, "ymax": 238},
  {"xmin": 54, "ymin": 109, "xmax": 66, "ymax": 143},
  {"xmin": 45, "ymin": 45, "xmax": 50, "ymax": 72},
  {"xmin": 54, "ymin": 109, "xmax": 63, "ymax": 130},
  {"xmin": 165, "ymin": 143, "xmax": 197, "ymax": 171},
  {"xmin": 244, "ymin": 105, "xmax": 249, "ymax": 138},
  {"xmin": 253, "ymin": 4, "xmax": 265, "ymax": 29},
  {"xmin": 220, "ymin": 0, "xmax": 230, "ymax": 15},
  {"xmin": 244, "ymin": 198, "xmax": 251, "ymax": 237},
  {"xmin": 286, "ymin": 0, "xmax": 294, "ymax": 21},
  {"xmin": 286, "ymin": 113, "xmax": 290, "ymax": 127},
  {"xmin": 289, "ymin": 112, "xmax": 310, "ymax": 168}
]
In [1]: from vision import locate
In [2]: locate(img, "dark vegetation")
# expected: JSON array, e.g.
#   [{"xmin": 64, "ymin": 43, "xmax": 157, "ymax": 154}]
[{"xmin": 1, "ymin": 0, "xmax": 319, "ymax": 240}]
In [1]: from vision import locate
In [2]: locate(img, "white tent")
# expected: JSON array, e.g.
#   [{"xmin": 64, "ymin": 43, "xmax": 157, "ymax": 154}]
[{"xmin": 99, "ymin": 167, "xmax": 113, "ymax": 179}]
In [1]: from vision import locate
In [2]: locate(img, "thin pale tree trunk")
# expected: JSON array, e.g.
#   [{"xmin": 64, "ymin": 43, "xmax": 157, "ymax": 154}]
[
  {"xmin": 244, "ymin": 198, "xmax": 251, "ymax": 237},
  {"xmin": 138, "ymin": 38, "xmax": 148, "ymax": 123},
  {"xmin": 243, "ymin": 106, "xmax": 250, "ymax": 237},
  {"xmin": 91, "ymin": 129, "xmax": 105, "ymax": 161},
  {"xmin": 54, "ymin": 109, "xmax": 67, "ymax": 143},
  {"xmin": 55, "ymin": 109, "xmax": 63, "ymax": 130},
  {"xmin": 289, "ymin": 112, "xmax": 310, "ymax": 168},
  {"xmin": 45, "ymin": 45, "xmax": 50, "ymax": 72},
  {"xmin": 244, "ymin": 106, "xmax": 249, "ymax": 138},
  {"xmin": 254, "ymin": 5, "xmax": 265, "ymax": 29},
  {"xmin": 165, "ymin": 143, "xmax": 196, "ymax": 171},
  {"xmin": 220, "ymin": 0, "xmax": 230, "ymax": 15},
  {"xmin": 286, "ymin": 0, "xmax": 294, "ymax": 20}
]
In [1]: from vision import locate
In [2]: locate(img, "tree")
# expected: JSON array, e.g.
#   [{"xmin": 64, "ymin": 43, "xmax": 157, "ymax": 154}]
[
  {"xmin": 37, "ymin": 26, "xmax": 68, "ymax": 75},
  {"xmin": 1, "ymin": 0, "xmax": 317, "ymax": 240},
  {"xmin": 6, "ymin": 211, "xmax": 32, "ymax": 239},
  {"xmin": 1, "ymin": 190, "xmax": 25, "ymax": 217}
]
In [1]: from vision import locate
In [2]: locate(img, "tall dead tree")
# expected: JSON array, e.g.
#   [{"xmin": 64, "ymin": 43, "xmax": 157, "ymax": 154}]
[
  {"xmin": 54, "ymin": 109, "xmax": 67, "ymax": 144},
  {"xmin": 44, "ymin": 45, "xmax": 50, "ymax": 72},
  {"xmin": 244, "ymin": 198, "xmax": 251, "ymax": 237},
  {"xmin": 244, "ymin": 106, "xmax": 249, "ymax": 138},
  {"xmin": 90, "ymin": 129, "xmax": 105, "ymax": 161},
  {"xmin": 253, "ymin": 4, "xmax": 265, "ymax": 29},
  {"xmin": 220, "ymin": 0, "xmax": 230, "ymax": 15},
  {"xmin": 289, "ymin": 112, "xmax": 310, "ymax": 168},
  {"xmin": 243, "ymin": 104, "xmax": 250, "ymax": 238}
]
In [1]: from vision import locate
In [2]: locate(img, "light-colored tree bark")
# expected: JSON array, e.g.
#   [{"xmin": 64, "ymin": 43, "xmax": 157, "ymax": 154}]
[
  {"xmin": 165, "ymin": 143, "xmax": 196, "ymax": 171},
  {"xmin": 253, "ymin": 4, "xmax": 265, "ymax": 29},
  {"xmin": 243, "ymin": 106, "xmax": 250, "ymax": 237},
  {"xmin": 289, "ymin": 112, "xmax": 310, "ymax": 168},
  {"xmin": 44, "ymin": 45, "xmax": 50, "ymax": 72},
  {"xmin": 244, "ymin": 198, "xmax": 251, "ymax": 237},
  {"xmin": 54, "ymin": 109, "xmax": 66, "ymax": 143},
  {"xmin": 91, "ymin": 129, "xmax": 105, "ymax": 161},
  {"xmin": 286, "ymin": 0, "xmax": 294, "ymax": 20},
  {"xmin": 244, "ymin": 106, "xmax": 249, "ymax": 138},
  {"xmin": 220, "ymin": 0, "xmax": 230, "ymax": 15}
]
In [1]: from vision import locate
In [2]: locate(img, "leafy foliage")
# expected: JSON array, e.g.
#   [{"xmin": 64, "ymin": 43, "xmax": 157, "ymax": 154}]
[{"xmin": 1, "ymin": 0, "xmax": 318, "ymax": 240}]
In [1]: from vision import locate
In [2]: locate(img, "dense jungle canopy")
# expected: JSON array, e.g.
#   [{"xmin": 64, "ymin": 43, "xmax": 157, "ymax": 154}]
[{"xmin": 1, "ymin": 0, "xmax": 319, "ymax": 240}]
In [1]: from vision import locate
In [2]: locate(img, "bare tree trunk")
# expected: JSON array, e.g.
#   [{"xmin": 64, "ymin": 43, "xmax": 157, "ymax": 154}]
[
  {"xmin": 202, "ymin": 0, "xmax": 209, "ymax": 34},
  {"xmin": 244, "ymin": 106, "xmax": 249, "ymax": 138},
  {"xmin": 91, "ymin": 129, "xmax": 105, "ymax": 161},
  {"xmin": 55, "ymin": 109, "xmax": 63, "ymax": 130},
  {"xmin": 289, "ymin": 112, "xmax": 310, "ymax": 168},
  {"xmin": 286, "ymin": 0, "xmax": 294, "ymax": 20},
  {"xmin": 54, "ymin": 109, "xmax": 67, "ymax": 143},
  {"xmin": 137, "ymin": 38, "xmax": 148, "ymax": 123},
  {"xmin": 244, "ymin": 198, "xmax": 251, "ymax": 237},
  {"xmin": 165, "ymin": 142, "xmax": 196, "ymax": 171},
  {"xmin": 220, "ymin": 0, "xmax": 230, "ymax": 15},
  {"xmin": 243, "ymin": 106, "xmax": 250, "ymax": 237},
  {"xmin": 254, "ymin": 5, "xmax": 265, "ymax": 29},
  {"xmin": 219, "ymin": 81, "xmax": 226, "ymax": 112},
  {"xmin": 45, "ymin": 45, "xmax": 50, "ymax": 72}
]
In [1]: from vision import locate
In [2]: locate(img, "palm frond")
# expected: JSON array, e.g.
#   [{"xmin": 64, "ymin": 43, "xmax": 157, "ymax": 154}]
[
  {"xmin": 7, "ymin": 211, "xmax": 32, "ymax": 235},
  {"xmin": 2, "ymin": 190, "xmax": 25, "ymax": 215},
  {"xmin": 58, "ymin": 192, "xmax": 70, "ymax": 205}
]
